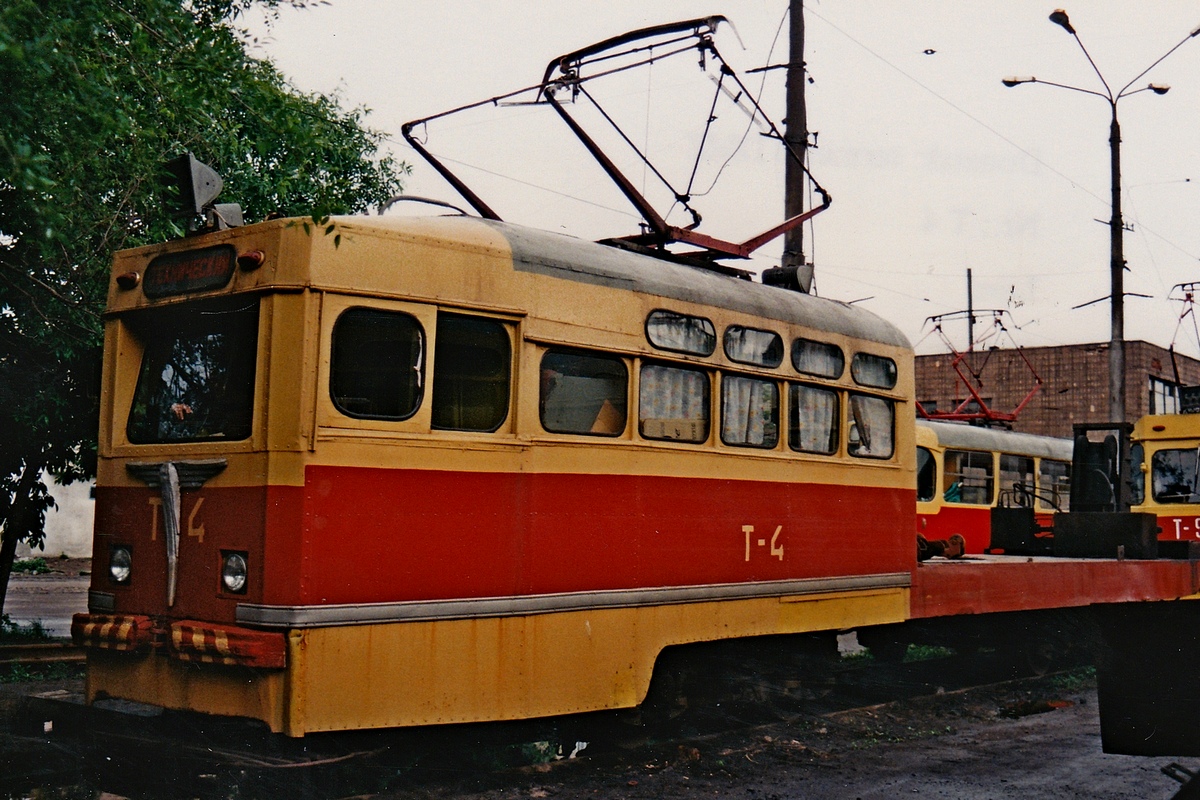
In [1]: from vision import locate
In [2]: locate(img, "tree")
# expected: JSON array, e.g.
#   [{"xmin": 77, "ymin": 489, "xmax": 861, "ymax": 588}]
[{"xmin": 0, "ymin": 0, "xmax": 408, "ymax": 613}]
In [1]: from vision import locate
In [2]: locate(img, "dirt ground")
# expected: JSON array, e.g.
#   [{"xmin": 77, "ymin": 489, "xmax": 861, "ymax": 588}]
[
  {"xmin": 0, "ymin": 669, "xmax": 1192, "ymax": 799},
  {"xmin": 376, "ymin": 674, "xmax": 1178, "ymax": 800}
]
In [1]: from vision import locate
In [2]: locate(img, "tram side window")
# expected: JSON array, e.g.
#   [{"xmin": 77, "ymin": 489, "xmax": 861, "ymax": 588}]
[
  {"xmin": 646, "ymin": 310, "xmax": 716, "ymax": 356},
  {"xmin": 850, "ymin": 352, "xmax": 898, "ymax": 390},
  {"xmin": 330, "ymin": 308, "xmax": 424, "ymax": 420},
  {"xmin": 1151, "ymin": 448, "xmax": 1200, "ymax": 504},
  {"xmin": 1039, "ymin": 458, "xmax": 1072, "ymax": 511},
  {"xmin": 640, "ymin": 363, "xmax": 710, "ymax": 443},
  {"xmin": 999, "ymin": 454, "xmax": 1035, "ymax": 507},
  {"xmin": 792, "ymin": 338, "xmax": 844, "ymax": 379},
  {"xmin": 847, "ymin": 394, "xmax": 894, "ymax": 459},
  {"xmin": 943, "ymin": 449, "xmax": 993, "ymax": 505},
  {"xmin": 540, "ymin": 349, "xmax": 628, "ymax": 436},
  {"xmin": 431, "ymin": 314, "xmax": 511, "ymax": 432},
  {"xmin": 789, "ymin": 383, "xmax": 839, "ymax": 455},
  {"xmin": 724, "ymin": 326, "xmax": 783, "ymax": 368},
  {"xmin": 1128, "ymin": 444, "xmax": 1144, "ymax": 506},
  {"xmin": 721, "ymin": 375, "xmax": 779, "ymax": 448},
  {"xmin": 917, "ymin": 447, "xmax": 936, "ymax": 502}
]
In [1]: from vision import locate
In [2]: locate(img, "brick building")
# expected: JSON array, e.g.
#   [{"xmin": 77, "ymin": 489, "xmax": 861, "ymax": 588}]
[{"xmin": 914, "ymin": 340, "xmax": 1200, "ymax": 439}]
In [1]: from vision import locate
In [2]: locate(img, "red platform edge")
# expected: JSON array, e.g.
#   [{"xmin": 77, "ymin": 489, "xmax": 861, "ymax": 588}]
[{"xmin": 911, "ymin": 556, "xmax": 1200, "ymax": 619}]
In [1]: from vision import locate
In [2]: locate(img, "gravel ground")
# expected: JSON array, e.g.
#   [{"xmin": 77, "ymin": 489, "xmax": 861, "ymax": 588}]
[
  {"xmin": 0, "ymin": 668, "xmax": 1192, "ymax": 798},
  {"xmin": 376, "ymin": 672, "xmax": 1185, "ymax": 800}
]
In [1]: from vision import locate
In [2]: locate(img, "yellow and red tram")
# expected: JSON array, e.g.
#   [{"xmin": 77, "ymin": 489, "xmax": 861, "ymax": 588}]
[
  {"xmin": 74, "ymin": 213, "xmax": 917, "ymax": 735},
  {"xmin": 916, "ymin": 420, "xmax": 1072, "ymax": 554},
  {"xmin": 1129, "ymin": 412, "xmax": 1200, "ymax": 545}
]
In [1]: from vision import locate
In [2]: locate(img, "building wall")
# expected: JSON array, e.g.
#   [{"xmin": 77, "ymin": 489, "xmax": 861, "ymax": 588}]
[
  {"xmin": 14, "ymin": 473, "xmax": 95, "ymax": 560},
  {"xmin": 915, "ymin": 340, "xmax": 1200, "ymax": 440}
]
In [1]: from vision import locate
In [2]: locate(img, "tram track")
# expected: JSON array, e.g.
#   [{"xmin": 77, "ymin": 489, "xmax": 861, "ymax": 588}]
[{"xmin": 0, "ymin": 643, "xmax": 84, "ymax": 667}]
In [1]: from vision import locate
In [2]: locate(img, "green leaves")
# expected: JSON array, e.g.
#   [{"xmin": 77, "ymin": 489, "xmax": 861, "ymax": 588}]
[{"xmin": 0, "ymin": 0, "xmax": 407, "ymax": 551}]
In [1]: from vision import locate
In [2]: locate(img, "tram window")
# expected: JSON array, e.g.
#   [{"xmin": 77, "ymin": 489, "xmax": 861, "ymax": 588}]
[
  {"xmin": 1127, "ymin": 444, "xmax": 1145, "ymax": 506},
  {"xmin": 1039, "ymin": 458, "xmax": 1072, "ymax": 511},
  {"xmin": 431, "ymin": 314, "xmax": 511, "ymax": 432},
  {"xmin": 646, "ymin": 310, "xmax": 716, "ymax": 356},
  {"xmin": 330, "ymin": 308, "xmax": 424, "ymax": 420},
  {"xmin": 540, "ymin": 349, "xmax": 628, "ymax": 436},
  {"xmin": 721, "ymin": 375, "xmax": 779, "ymax": 448},
  {"xmin": 943, "ymin": 449, "xmax": 993, "ymax": 505},
  {"xmin": 917, "ymin": 447, "xmax": 936, "ymax": 502},
  {"xmin": 788, "ymin": 383, "xmax": 839, "ymax": 455},
  {"xmin": 851, "ymin": 353, "xmax": 898, "ymax": 390},
  {"xmin": 1000, "ymin": 454, "xmax": 1035, "ymax": 506},
  {"xmin": 127, "ymin": 296, "xmax": 258, "ymax": 444},
  {"xmin": 1151, "ymin": 448, "xmax": 1200, "ymax": 504},
  {"xmin": 639, "ymin": 363, "xmax": 710, "ymax": 443},
  {"xmin": 724, "ymin": 326, "xmax": 783, "ymax": 368},
  {"xmin": 792, "ymin": 338, "xmax": 844, "ymax": 379},
  {"xmin": 847, "ymin": 394, "xmax": 894, "ymax": 459}
]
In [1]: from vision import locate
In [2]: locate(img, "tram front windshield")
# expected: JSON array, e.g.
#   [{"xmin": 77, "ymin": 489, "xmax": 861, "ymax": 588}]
[
  {"xmin": 126, "ymin": 296, "xmax": 259, "ymax": 444},
  {"xmin": 1151, "ymin": 447, "xmax": 1200, "ymax": 505}
]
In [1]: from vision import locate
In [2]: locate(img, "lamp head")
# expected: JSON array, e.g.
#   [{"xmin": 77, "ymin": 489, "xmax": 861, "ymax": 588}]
[
  {"xmin": 1002, "ymin": 76, "xmax": 1036, "ymax": 87},
  {"xmin": 1150, "ymin": 84, "xmax": 1171, "ymax": 95},
  {"xmin": 1049, "ymin": 9, "xmax": 1076, "ymax": 34}
]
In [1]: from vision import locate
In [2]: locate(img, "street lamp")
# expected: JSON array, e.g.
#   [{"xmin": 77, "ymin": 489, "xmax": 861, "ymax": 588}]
[{"xmin": 1003, "ymin": 9, "xmax": 1200, "ymax": 425}]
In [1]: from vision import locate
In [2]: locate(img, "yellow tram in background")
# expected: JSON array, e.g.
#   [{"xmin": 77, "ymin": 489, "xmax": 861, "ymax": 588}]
[
  {"xmin": 1130, "ymin": 412, "xmax": 1200, "ymax": 544},
  {"xmin": 915, "ymin": 420, "xmax": 1072, "ymax": 554}
]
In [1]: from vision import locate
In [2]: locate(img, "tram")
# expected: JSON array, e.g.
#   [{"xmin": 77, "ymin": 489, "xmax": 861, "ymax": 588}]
[
  {"xmin": 916, "ymin": 419, "xmax": 1072, "ymax": 553},
  {"xmin": 72, "ymin": 211, "xmax": 917, "ymax": 735},
  {"xmin": 1129, "ymin": 412, "xmax": 1200, "ymax": 546}
]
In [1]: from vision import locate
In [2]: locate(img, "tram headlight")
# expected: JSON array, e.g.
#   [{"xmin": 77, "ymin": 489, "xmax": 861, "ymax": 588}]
[
  {"xmin": 221, "ymin": 551, "xmax": 248, "ymax": 594},
  {"xmin": 109, "ymin": 546, "xmax": 132, "ymax": 585}
]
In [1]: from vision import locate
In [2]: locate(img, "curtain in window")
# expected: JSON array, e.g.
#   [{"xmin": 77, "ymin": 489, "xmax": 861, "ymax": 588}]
[{"xmin": 722, "ymin": 376, "xmax": 777, "ymax": 447}]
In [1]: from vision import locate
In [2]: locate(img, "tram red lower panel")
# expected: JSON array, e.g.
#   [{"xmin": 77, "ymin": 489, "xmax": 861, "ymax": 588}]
[
  {"xmin": 283, "ymin": 466, "xmax": 915, "ymax": 607},
  {"xmin": 911, "ymin": 555, "xmax": 1200, "ymax": 619}
]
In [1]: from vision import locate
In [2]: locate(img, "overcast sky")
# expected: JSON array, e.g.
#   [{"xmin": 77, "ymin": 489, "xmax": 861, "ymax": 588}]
[{"xmin": 244, "ymin": 2, "xmax": 1200, "ymax": 356}]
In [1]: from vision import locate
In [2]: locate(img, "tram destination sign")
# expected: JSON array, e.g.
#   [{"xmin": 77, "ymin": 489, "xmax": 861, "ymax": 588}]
[{"xmin": 143, "ymin": 245, "xmax": 237, "ymax": 298}]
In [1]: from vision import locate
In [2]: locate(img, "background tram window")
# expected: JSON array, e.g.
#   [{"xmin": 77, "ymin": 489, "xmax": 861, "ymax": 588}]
[
  {"xmin": 540, "ymin": 349, "xmax": 628, "ymax": 436},
  {"xmin": 431, "ymin": 314, "xmax": 511, "ymax": 432},
  {"xmin": 330, "ymin": 308, "xmax": 424, "ymax": 420},
  {"xmin": 721, "ymin": 375, "xmax": 779, "ymax": 448},
  {"xmin": 847, "ymin": 394, "xmax": 894, "ymax": 459},
  {"xmin": 1039, "ymin": 458, "xmax": 1072, "ymax": 511},
  {"xmin": 943, "ymin": 449, "xmax": 993, "ymax": 505},
  {"xmin": 1127, "ymin": 444, "xmax": 1145, "ymax": 506},
  {"xmin": 917, "ymin": 447, "xmax": 936, "ymax": 502},
  {"xmin": 1151, "ymin": 448, "xmax": 1200, "ymax": 504},
  {"xmin": 788, "ymin": 383, "xmax": 838, "ymax": 455},
  {"xmin": 639, "ymin": 363, "xmax": 710, "ymax": 443},
  {"xmin": 999, "ymin": 454, "xmax": 1036, "ymax": 506}
]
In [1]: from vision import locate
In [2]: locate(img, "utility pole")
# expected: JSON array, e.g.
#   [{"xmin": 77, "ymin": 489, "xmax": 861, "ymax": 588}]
[
  {"xmin": 782, "ymin": 0, "xmax": 811, "ymax": 291},
  {"xmin": 1004, "ymin": 11, "xmax": 1199, "ymax": 423},
  {"xmin": 967, "ymin": 268, "xmax": 975, "ymax": 352}
]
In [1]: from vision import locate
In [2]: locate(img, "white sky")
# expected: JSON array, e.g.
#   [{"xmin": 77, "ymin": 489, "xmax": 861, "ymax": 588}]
[{"xmin": 244, "ymin": 2, "xmax": 1200, "ymax": 356}]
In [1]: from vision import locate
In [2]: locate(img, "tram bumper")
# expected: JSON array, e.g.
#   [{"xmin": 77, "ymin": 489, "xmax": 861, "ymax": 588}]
[{"xmin": 71, "ymin": 613, "xmax": 286, "ymax": 669}]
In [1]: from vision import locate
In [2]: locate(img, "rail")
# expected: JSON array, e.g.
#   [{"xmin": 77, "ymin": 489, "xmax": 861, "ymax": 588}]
[{"xmin": 0, "ymin": 642, "xmax": 85, "ymax": 666}]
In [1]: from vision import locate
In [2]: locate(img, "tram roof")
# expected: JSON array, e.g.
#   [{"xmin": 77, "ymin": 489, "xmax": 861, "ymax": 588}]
[
  {"xmin": 340, "ymin": 215, "xmax": 911, "ymax": 350},
  {"xmin": 917, "ymin": 419, "xmax": 1073, "ymax": 461}
]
